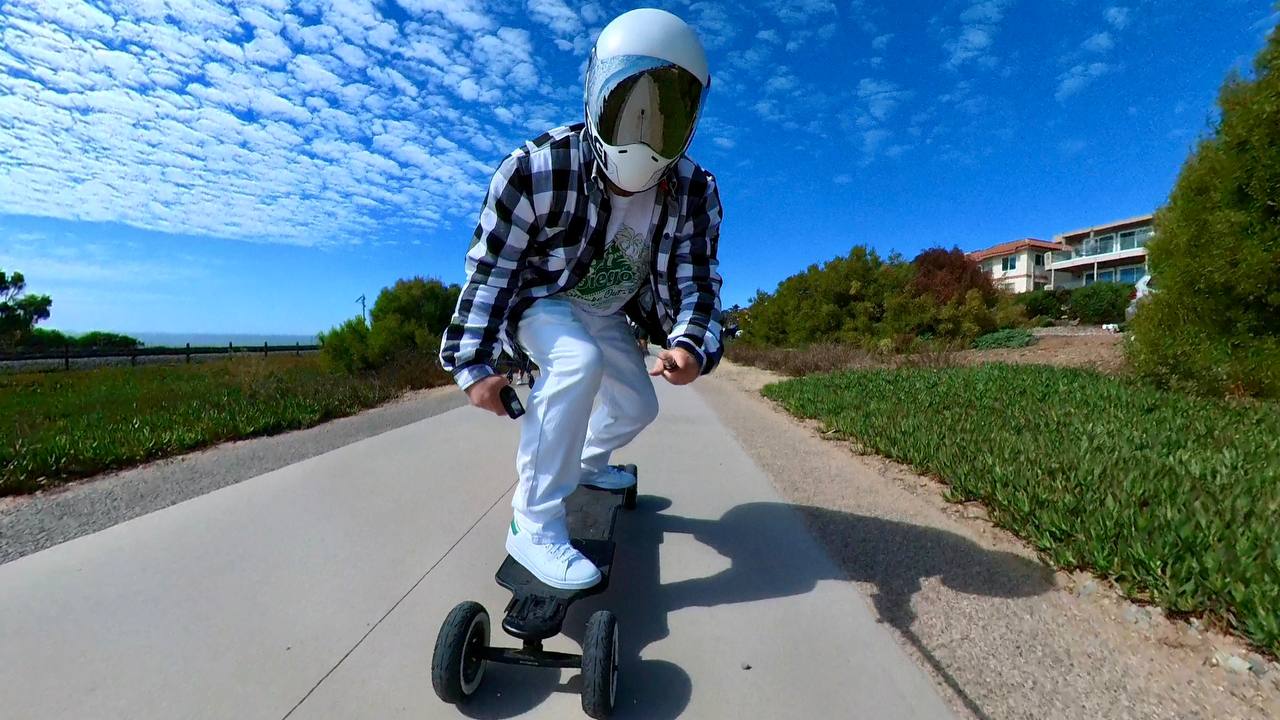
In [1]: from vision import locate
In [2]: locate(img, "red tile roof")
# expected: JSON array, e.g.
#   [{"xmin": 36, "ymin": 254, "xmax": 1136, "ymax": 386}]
[{"xmin": 967, "ymin": 238, "xmax": 1065, "ymax": 262}]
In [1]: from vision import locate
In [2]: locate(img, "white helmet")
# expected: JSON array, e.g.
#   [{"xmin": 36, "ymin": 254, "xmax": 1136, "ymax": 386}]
[{"xmin": 584, "ymin": 8, "xmax": 710, "ymax": 193}]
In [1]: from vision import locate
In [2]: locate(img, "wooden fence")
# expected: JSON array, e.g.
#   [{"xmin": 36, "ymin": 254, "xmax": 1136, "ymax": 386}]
[{"xmin": 0, "ymin": 342, "xmax": 322, "ymax": 370}]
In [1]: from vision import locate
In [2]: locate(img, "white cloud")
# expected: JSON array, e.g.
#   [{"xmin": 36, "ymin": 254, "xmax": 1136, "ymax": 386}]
[
  {"xmin": 857, "ymin": 78, "xmax": 911, "ymax": 121},
  {"xmin": 944, "ymin": 0, "xmax": 1012, "ymax": 68},
  {"xmin": 712, "ymin": 137, "xmax": 735, "ymax": 149},
  {"xmin": 1082, "ymin": 32, "xmax": 1114, "ymax": 53},
  {"xmin": 862, "ymin": 128, "xmax": 891, "ymax": 154},
  {"xmin": 871, "ymin": 34, "xmax": 893, "ymax": 51},
  {"xmin": 679, "ymin": 2, "xmax": 737, "ymax": 51},
  {"xmin": 768, "ymin": 0, "xmax": 836, "ymax": 26},
  {"xmin": 527, "ymin": 0, "xmax": 583, "ymax": 39},
  {"xmin": 833, "ymin": 173, "xmax": 852, "ymax": 184},
  {"xmin": 0, "ymin": 0, "xmax": 530, "ymax": 245},
  {"xmin": 1104, "ymin": 6, "xmax": 1130, "ymax": 30},
  {"xmin": 1056, "ymin": 62, "xmax": 1111, "ymax": 101},
  {"xmin": 398, "ymin": 0, "xmax": 494, "ymax": 32}
]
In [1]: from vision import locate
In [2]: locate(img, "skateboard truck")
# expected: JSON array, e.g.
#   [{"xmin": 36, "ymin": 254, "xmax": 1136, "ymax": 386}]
[{"xmin": 431, "ymin": 466, "xmax": 637, "ymax": 719}]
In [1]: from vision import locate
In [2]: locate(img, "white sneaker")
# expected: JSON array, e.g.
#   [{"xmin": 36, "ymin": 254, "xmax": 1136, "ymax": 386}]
[
  {"xmin": 505, "ymin": 521, "xmax": 601, "ymax": 590},
  {"xmin": 580, "ymin": 465, "xmax": 637, "ymax": 490}
]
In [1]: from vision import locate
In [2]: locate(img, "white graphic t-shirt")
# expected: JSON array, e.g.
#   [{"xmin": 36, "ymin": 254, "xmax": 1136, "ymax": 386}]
[{"xmin": 564, "ymin": 185, "xmax": 657, "ymax": 316}]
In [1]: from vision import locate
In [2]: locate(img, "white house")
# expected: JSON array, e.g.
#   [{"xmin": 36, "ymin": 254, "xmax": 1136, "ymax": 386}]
[
  {"xmin": 1047, "ymin": 215, "xmax": 1153, "ymax": 289},
  {"xmin": 968, "ymin": 215, "xmax": 1155, "ymax": 294},
  {"xmin": 967, "ymin": 238, "xmax": 1064, "ymax": 293}
]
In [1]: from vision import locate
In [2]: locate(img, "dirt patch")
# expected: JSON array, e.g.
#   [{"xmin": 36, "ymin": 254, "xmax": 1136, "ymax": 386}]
[
  {"xmin": 957, "ymin": 334, "xmax": 1128, "ymax": 374},
  {"xmin": 726, "ymin": 334, "xmax": 1128, "ymax": 379},
  {"xmin": 698, "ymin": 359, "xmax": 1279, "ymax": 720}
]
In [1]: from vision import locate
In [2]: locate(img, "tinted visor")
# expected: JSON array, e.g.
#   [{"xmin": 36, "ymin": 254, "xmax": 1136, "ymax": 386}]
[{"xmin": 588, "ymin": 54, "xmax": 706, "ymax": 159}]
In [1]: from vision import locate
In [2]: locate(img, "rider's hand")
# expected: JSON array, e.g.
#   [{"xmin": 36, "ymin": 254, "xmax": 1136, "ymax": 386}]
[
  {"xmin": 648, "ymin": 347, "xmax": 699, "ymax": 386},
  {"xmin": 466, "ymin": 375, "xmax": 510, "ymax": 416}
]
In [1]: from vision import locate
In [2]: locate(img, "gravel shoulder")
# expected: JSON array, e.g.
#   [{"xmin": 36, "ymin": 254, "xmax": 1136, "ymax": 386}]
[
  {"xmin": 697, "ymin": 360, "xmax": 1279, "ymax": 720},
  {"xmin": 0, "ymin": 385, "xmax": 465, "ymax": 565}
]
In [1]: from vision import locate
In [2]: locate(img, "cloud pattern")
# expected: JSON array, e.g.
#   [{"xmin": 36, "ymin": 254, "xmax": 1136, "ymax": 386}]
[
  {"xmin": 0, "ymin": 1, "xmax": 1214, "ymax": 246},
  {"xmin": 0, "ymin": 0, "xmax": 569, "ymax": 245}
]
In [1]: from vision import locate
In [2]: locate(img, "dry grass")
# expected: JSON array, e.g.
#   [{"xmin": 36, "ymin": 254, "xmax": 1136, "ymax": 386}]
[{"xmin": 725, "ymin": 343, "xmax": 956, "ymax": 377}]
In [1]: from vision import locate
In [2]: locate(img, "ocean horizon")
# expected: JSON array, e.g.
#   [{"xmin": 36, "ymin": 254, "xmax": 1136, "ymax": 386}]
[{"xmin": 127, "ymin": 332, "xmax": 321, "ymax": 348}]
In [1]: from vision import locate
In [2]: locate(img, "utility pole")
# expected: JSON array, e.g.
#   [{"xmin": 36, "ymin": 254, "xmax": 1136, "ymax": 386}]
[{"xmin": 355, "ymin": 294, "xmax": 367, "ymax": 324}]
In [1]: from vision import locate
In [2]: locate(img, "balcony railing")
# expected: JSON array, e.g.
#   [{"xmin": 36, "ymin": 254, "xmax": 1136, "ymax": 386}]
[{"xmin": 1057, "ymin": 227, "xmax": 1154, "ymax": 261}]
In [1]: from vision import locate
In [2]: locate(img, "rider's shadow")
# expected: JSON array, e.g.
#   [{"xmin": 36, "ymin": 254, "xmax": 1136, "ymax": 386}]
[{"xmin": 459, "ymin": 495, "xmax": 1053, "ymax": 720}]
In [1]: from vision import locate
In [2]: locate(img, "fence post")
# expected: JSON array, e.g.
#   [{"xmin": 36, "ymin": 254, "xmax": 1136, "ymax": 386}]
[
  {"xmin": 295, "ymin": 341, "xmax": 300, "ymax": 356},
  {"xmin": 64, "ymin": 343, "xmax": 70, "ymax": 371},
  {"xmin": 186, "ymin": 342, "xmax": 191, "ymax": 364},
  {"xmin": 228, "ymin": 341, "xmax": 233, "ymax": 356},
  {"xmin": 130, "ymin": 350, "xmax": 137, "ymax": 367}
]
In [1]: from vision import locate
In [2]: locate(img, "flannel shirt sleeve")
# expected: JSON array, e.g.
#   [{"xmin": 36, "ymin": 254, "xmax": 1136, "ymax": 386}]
[
  {"xmin": 439, "ymin": 152, "xmax": 535, "ymax": 390},
  {"xmin": 668, "ymin": 170, "xmax": 724, "ymax": 375}
]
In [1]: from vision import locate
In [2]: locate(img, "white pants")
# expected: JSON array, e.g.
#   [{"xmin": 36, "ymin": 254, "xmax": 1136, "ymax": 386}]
[{"xmin": 513, "ymin": 298, "xmax": 659, "ymax": 543}]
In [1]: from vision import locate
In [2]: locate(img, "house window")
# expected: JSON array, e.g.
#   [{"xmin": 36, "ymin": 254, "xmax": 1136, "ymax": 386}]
[
  {"xmin": 1096, "ymin": 234, "xmax": 1115, "ymax": 254},
  {"xmin": 1098, "ymin": 269, "xmax": 1116, "ymax": 283},
  {"xmin": 1136, "ymin": 227, "xmax": 1154, "ymax": 245},
  {"xmin": 1035, "ymin": 253, "xmax": 1045, "ymax": 267},
  {"xmin": 1084, "ymin": 272, "xmax": 1095, "ymax": 285},
  {"xmin": 1002, "ymin": 255, "xmax": 1018, "ymax": 271},
  {"xmin": 1119, "ymin": 230, "xmax": 1138, "ymax": 250},
  {"xmin": 1119, "ymin": 266, "xmax": 1144, "ymax": 283}
]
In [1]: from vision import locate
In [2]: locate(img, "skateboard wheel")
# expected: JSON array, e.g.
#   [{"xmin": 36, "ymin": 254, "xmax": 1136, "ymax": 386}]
[
  {"xmin": 432, "ymin": 601, "xmax": 489, "ymax": 703},
  {"xmin": 581, "ymin": 610, "xmax": 619, "ymax": 719}
]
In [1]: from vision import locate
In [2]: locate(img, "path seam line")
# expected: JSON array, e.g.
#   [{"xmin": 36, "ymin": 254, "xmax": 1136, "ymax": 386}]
[{"xmin": 279, "ymin": 480, "xmax": 516, "ymax": 720}]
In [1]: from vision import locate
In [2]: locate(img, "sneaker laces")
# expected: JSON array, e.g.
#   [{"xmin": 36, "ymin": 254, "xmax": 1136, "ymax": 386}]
[{"xmin": 546, "ymin": 542, "xmax": 580, "ymax": 563}]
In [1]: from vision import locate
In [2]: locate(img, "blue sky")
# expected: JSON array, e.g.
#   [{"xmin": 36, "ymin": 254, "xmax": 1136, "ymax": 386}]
[{"xmin": 1, "ymin": 0, "xmax": 1276, "ymax": 336}]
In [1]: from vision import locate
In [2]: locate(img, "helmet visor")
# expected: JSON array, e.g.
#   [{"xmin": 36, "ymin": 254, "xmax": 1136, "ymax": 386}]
[{"xmin": 588, "ymin": 54, "xmax": 706, "ymax": 159}]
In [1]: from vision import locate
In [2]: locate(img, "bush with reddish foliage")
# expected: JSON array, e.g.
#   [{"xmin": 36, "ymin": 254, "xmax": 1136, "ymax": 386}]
[{"xmin": 909, "ymin": 247, "xmax": 996, "ymax": 305}]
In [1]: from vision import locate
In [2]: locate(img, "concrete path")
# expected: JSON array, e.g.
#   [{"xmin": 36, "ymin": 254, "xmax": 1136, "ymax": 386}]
[{"xmin": 0, "ymin": 380, "xmax": 953, "ymax": 719}]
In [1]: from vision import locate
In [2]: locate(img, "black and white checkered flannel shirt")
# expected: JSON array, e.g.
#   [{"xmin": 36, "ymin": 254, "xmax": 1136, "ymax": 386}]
[{"xmin": 440, "ymin": 123, "xmax": 723, "ymax": 390}]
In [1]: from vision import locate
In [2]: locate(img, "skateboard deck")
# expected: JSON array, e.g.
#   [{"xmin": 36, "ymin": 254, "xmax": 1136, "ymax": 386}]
[{"xmin": 495, "ymin": 465, "xmax": 636, "ymax": 640}]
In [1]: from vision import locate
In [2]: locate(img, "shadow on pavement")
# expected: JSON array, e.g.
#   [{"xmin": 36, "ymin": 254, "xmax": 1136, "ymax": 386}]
[{"xmin": 458, "ymin": 495, "xmax": 1051, "ymax": 720}]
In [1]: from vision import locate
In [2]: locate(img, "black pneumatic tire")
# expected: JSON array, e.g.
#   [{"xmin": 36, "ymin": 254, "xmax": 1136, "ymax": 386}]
[
  {"xmin": 581, "ymin": 610, "xmax": 619, "ymax": 719},
  {"xmin": 432, "ymin": 601, "xmax": 489, "ymax": 704}
]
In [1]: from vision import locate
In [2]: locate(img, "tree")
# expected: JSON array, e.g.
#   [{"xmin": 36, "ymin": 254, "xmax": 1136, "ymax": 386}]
[
  {"xmin": 0, "ymin": 270, "xmax": 52, "ymax": 349},
  {"xmin": 320, "ymin": 277, "xmax": 461, "ymax": 373},
  {"xmin": 1129, "ymin": 22, "xmax": 1280, "ymax": 398},
  {"xmin": 366, "ymin": 277, "xmax": 460, "ymax": 364},
  {"xmin": 909, "ymin": 247, "xmax": 995, "ymax": 305}
]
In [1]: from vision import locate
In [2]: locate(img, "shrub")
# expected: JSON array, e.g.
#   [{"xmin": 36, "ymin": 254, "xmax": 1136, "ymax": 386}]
[
  {"xmin": 974, "ymin": 328, "xmax": 1036, "ymax": 350},
  {"xmin": 319, "ymin": 316, "xmax": 372, "ymax": 373},
  {"xmin": 321, "ymin": 277, "xmax": 460, "ymax": 374},
  {"xmin": 19, "ymin": 328, "xmax": 73, "ymax": 350},
  {"xmin": 1020, "ymin": 288, "xmax": 1071, "ymax": 320},
  {"xmin": 1067, "ymin": 282, "xmax": 1131, "ymax": 324},
  {"xmin": 741, "ymin": 245, "xmax": 1014, "ymax": 349},
  {"xmin": 739, "ymin": 246, "xmax": 909, "ymax": 347},
  {"xmin": 74, "ymin": 331, "xmax": 141, "ymax": 349},
  {"xmin": 1129, "ymin": 24, "xmax": 1280, "ymax": 399},
  {"xmin": 993, "ymin": 292, "xmax": 1030, "ymax": 330},
  {"xmin": 909, "ymin": 247, "xmax": 995, "ymax": 305}
]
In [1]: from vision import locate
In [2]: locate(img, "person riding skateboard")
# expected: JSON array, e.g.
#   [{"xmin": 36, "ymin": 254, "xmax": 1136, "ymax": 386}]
[{"xmin": 440, "ymin": 8, "xmax": 723, "ymax": 590}]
